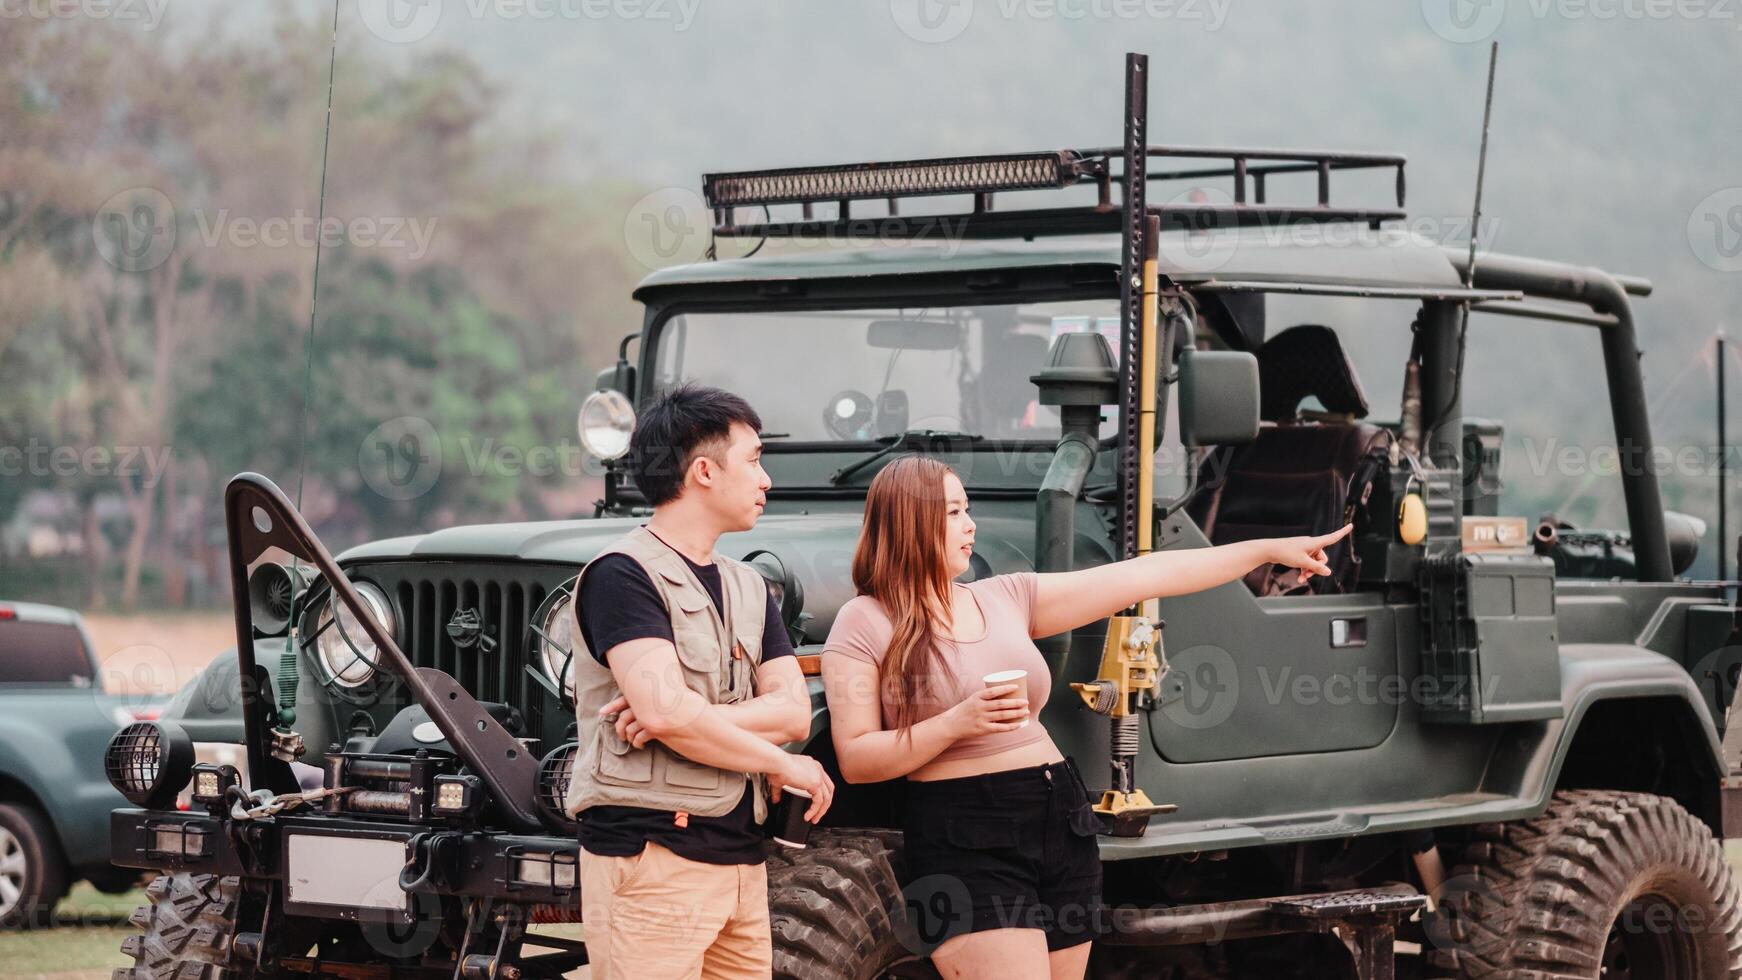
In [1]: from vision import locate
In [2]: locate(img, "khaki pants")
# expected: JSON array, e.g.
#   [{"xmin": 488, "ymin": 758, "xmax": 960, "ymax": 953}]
[{"xmin": 577, "ymin": 842, "xmax": 771, "ymax": 980}]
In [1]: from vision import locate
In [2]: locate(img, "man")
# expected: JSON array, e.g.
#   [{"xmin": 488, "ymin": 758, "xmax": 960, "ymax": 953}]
[{"xmin": 564, "ymin": 383, "xmax": 834, "ymax": 979}]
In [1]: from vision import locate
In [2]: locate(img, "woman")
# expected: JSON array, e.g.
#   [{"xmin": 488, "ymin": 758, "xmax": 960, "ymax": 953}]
[{"xmin": 821, "ymin": 455, "xmax": 1351, "ymax": 979}]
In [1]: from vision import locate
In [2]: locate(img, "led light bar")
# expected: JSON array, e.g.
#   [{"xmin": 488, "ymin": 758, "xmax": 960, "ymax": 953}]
[{"xmin": 704, "ymin": 151, "xmax": 1098, "ymax": 209}]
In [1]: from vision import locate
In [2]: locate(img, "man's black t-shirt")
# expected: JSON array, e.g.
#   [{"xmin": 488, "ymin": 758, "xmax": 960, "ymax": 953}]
[{"xmin": 575, "ymin": 534, "xmax": 794, "ymax": 865}]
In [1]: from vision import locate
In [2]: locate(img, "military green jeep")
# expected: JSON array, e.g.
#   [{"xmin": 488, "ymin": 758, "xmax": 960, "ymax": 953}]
[{"xmin": 107, "ymin": 54, "xmax": 1742, "ymax": 979}]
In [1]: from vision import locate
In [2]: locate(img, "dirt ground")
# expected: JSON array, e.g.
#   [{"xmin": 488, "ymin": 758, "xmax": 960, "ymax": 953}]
[{"xmin": 80, "ymin": 612, "xmax": 236, "ymax": 698}]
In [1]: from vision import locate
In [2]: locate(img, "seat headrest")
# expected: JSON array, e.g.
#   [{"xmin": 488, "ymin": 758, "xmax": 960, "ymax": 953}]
[{"xmin": 1258, "ymin": 324, "xmax": 1370, "ymax": 421}]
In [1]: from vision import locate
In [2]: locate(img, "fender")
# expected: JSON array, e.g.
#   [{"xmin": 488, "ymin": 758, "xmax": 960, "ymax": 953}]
[
  {"xmin": 0, "ymin": 692, "xmax": 129, "ymax": 868},
  {"xmin": 1526, "ymin": 642, "xmax": 1725, "ymax": 829}
]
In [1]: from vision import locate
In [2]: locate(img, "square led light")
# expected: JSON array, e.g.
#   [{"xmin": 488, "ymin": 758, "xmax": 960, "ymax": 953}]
[
  {"xmin": 151, "ymin": 825, "xmax": 206, "ymax": 857},
  {"xmin": 512, "ymin": 852, "xmax": 578, "ymax": 890},
  {"xmin": 551, "ymin": 854, "xmax": 577, "ymax": 890},
  {"xmin": 188, "ymin": 763, "xmax": 237, "ymax": 807},
  {"xmin": 513, "ymin": 856, "xmax": 552, "ymax": 887},
  {"xmin": 436, "ymin": 780, "xmax": 468, "ymax": 811}
]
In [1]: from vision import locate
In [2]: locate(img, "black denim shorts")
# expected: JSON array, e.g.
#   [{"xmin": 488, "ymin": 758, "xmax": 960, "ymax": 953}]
[{"xmin": 902, "ymin": 757, "xmax": 1106, "ymax": 953}]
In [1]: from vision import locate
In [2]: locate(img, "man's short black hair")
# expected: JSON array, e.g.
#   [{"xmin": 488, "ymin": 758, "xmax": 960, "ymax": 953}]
[{"xmin": 628, "ymin": 383, "xmax": 763, "ymax": 506}]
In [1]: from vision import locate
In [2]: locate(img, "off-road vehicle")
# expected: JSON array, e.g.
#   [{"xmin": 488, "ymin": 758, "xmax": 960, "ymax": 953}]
[
  {"xmin": 107, "ymin": 54, "xmax": 1742, "ymax": 979},
  {"xmin": 0, "ymin": 600, "xmax": 150, "ymax": 928}
]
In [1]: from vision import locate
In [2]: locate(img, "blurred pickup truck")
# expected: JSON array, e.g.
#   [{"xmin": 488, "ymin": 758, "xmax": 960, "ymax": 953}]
[{"xmin": 0, "ymin": 601, "xmax": 152, "ymax": 927}]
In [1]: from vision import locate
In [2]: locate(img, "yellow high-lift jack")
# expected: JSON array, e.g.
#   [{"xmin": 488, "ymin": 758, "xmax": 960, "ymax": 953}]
[{"xmin": 1070, "ymin": 199, "xmax": 1179, "ymax": 837}]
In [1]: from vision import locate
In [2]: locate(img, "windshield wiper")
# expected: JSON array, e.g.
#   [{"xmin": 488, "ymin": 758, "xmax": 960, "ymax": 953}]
[{"xmin": 829, "ymin": 430, "xmax": 984, "ymax": 486}]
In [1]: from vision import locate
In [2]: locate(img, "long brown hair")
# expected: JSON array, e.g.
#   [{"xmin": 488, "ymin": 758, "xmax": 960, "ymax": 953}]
[{"xmin": 851, "ymin": 454, "xmax": 958, "ymax": 735}]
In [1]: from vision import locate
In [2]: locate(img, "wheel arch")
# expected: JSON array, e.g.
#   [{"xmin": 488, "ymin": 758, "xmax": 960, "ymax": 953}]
[
  {"xmin": 0, "ymin": 772, "xmax": 50, "ymax": 814},
  {"xmin": 1547, "ymin": 685, "xmax": 1724, "ymax": 834}
]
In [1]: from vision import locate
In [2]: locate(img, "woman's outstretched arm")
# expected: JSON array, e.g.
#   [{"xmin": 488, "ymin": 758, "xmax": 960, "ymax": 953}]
[{"xmin": 1030, "ymin": 523, "xmax": 1353, "ymax": 640}]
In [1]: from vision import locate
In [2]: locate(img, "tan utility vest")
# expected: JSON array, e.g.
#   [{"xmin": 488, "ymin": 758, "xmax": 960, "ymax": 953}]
[{"xmin": 563, "ymin": 525, "xmax": 769, "ymax": 823}]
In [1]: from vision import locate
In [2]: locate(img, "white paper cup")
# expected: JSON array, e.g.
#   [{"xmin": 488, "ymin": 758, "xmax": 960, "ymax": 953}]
[
  {"xmin": 984, "ymin": 669, "xmax": 1030, "ymax": 728},
  {"xmin": 774, "ymin": 786, "xmax": 814, "ymax": 848}
]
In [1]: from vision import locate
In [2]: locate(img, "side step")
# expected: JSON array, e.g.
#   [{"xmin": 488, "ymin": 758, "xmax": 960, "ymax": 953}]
[{"xmin": 1101, "ymin": 883, "xmax": 1427, "ymax": 980}]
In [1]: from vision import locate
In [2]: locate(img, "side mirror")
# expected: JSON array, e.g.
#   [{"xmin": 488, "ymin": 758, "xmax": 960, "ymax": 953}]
[
  {"xmin": 1663, "ymin": 510, "xmax": 1707, "ymax": 577},
  {"xmin": 1178, "ymin": 349, "xmax": 1259, "ymax": 447},
  {"xmin": 595, "ymin": 361, "xmax": 636, "ymax": 399}
]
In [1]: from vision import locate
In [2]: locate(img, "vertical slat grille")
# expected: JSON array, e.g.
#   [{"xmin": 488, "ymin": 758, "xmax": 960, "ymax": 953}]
[
  {"xmin": 482, "ymin": 581, "xmax": 502, "ymax": 702},
  {"xmin": 524, "ymin": 583, "xmax": 547, "ymax": 738},
  {"xmin": 347, "ymin": 562, "xmax": 575, "ymax": 747},
  {"xmin": 439, "ymin": 580, "xmax": 458, "ymax": 678},
  {"xmin": 461, "ymin": 580, "xmax": 480, "ymax": 692}
]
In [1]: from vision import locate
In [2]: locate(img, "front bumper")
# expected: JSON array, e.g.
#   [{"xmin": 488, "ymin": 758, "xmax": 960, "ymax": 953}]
[{"xmin": 111, "ymin": 808, "xmax": 582, "ymax": 917}]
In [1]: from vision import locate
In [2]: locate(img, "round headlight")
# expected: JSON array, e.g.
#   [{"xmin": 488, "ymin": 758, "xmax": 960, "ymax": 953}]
[
  {"xmin": 537, "ymin": 741, "xmax": 578, "ymax": 831},
  {"xmin": 578, "ymin": 390, "xmax": 635, "ymax": 461},
  {"xmin": 537, "ymin": 588, "xmax": 578, "ymax": 694},
  {"xmin": 743, "ymin": 549, "xmax": 805, "ymax": 634},
  {"xmin": 105, "ymin": 720, "xmax": 194, "ymax": 809},
  {"xmin": 314, "ymin": 581, "xmax": 395, "ymax": 688}
]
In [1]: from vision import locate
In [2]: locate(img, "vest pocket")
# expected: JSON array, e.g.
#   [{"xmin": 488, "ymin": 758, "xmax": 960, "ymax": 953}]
[
  {"xmin": 672, "ymin": 627, "xmax": 726, "ymax": 700},
  {"xmin": 663, "ymin": 753, "xmax": 723, "ymax": 791},
  {"xmin": 594, "ymin": 721, "xmax": 653, "ymax": 784}
]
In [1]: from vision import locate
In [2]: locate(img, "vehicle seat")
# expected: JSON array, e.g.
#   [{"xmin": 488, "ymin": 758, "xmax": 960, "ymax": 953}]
[{"xmin": 1185, "ymin": 324, "xmax": 1394, "ymax": 596}]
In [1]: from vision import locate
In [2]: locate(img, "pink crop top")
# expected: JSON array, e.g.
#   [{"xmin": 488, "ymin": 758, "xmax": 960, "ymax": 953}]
[{"xmin": 823, "ymin": 571, "xmax": 1051, "ymax": 763}]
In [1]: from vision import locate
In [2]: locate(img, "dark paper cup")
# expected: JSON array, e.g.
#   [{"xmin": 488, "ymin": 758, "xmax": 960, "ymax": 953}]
[{"xmin": 774, "ymin": 786, "xmax": 814, "ymax": 848}]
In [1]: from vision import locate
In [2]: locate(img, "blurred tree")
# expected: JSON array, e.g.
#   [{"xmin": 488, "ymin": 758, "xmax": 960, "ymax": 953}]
[{"xmin": 0, "ymin": 14, "xmax": 642, "ymax": 610}]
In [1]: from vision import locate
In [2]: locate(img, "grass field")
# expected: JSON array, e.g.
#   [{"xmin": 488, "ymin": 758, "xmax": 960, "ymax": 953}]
[{"xmin": 1, "ymin": 883, "xmax": 145, "ymax": 980}]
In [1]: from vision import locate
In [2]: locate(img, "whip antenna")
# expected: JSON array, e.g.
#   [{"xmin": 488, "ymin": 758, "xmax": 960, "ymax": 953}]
[{"xmin": 277, "ymin": 0, "xmax": 342, "ymax": 736}]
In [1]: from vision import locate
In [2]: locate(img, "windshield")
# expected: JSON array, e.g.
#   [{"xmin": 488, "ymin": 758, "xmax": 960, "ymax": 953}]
[{"xmin": 653, "ymin": 301, "xmax": 1122, "ymax": 442}]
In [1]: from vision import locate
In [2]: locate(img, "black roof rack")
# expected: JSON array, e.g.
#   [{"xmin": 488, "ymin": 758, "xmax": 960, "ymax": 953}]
[
  {"xmin": 704, "ymin": 144, "xmax": 1407, "ymax": 243},
  {"xmin": 701, "ymin": 53, "xmax": 1415, "ymax": 569}
]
